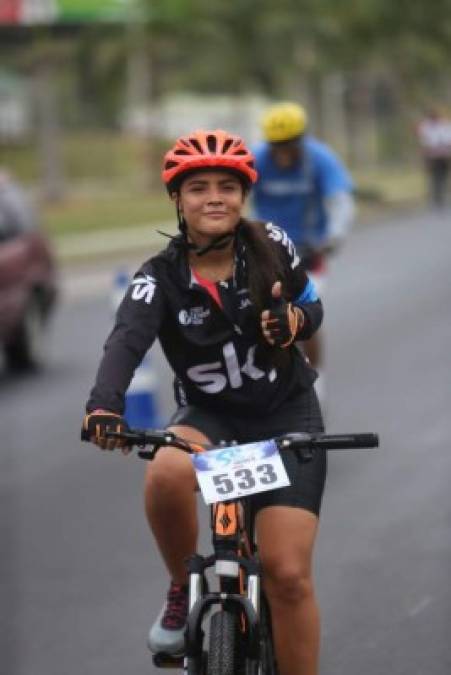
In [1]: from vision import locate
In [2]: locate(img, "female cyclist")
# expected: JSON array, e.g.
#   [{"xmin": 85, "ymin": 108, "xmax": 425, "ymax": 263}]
[{"xmin": 81, "ymin": 129, "xmax": 326, "ymax": 675}]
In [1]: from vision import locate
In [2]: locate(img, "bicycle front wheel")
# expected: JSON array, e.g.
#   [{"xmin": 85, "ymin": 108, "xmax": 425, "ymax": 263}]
[
  {"xmin": 207, "ymin": 610, "xmax": 241, "ymax": 675},
  {"xmin": 258, "ymin": 598, "xmax": 278, "ymax": 675}
]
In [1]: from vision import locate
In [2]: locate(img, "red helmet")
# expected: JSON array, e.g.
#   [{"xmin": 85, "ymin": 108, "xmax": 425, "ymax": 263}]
[{"xmin": 162, "ymin": 129, "xmax": 258, "ymax": 193}]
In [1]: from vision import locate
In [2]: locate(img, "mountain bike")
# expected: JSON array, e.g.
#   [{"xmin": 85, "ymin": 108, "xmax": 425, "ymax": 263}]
[{"xmin": 106, "ymin": 427, "xmax": 379, "ymax": 674}]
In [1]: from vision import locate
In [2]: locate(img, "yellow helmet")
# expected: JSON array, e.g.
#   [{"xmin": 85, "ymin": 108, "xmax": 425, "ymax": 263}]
[{"xmin": 261, "ymin": 102, "xmax": 308, "ymax": 142}]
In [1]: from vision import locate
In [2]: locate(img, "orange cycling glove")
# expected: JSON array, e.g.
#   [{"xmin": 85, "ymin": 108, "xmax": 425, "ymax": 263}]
[
  {"xmin": 265, "ymin": 297, "xmax": 304, "ymax": 348},
  {"xmin": 81, "ymin": 410, "xmax": 129, "ymax": 445}
]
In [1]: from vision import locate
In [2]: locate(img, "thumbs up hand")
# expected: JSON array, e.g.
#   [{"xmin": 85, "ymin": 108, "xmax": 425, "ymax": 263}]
[{"xmin": 261, "ymin": 281, "xmax": 304, "ymax": 348}]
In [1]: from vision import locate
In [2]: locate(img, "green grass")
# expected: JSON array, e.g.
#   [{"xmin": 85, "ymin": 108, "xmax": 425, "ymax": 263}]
[
  {"xmin": 43, "ymin": 190, "xmax": 174, "ymax": 236},
  {"xmin": 42, "ymin": 168, "xmax": 426, "ymax": 237},
  {"xmin": 2, "ymin": 132, "xmax": 169, "ymax": 184},
  {"xmin": 2, "ymin": 131, "xmax": 174, "ymax": 235},
  {"xmin": 355, "ymin": 166, "xmax": 426, "ymax": 204},
  {"xmin": 2, "ymin": 132, "xmax": 427, "ymax": 238},
  {"xmin": 41, "ymin": 165, "xmax": 425, "ymax": 238}
]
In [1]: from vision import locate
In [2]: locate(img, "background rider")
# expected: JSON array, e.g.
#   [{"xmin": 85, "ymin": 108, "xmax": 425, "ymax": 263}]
[{"xmin": 252, "ymin": 102, "xmax": 355, "ymax": 408}]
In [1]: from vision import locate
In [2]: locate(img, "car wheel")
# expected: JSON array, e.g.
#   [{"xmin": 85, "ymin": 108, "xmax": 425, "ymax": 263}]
[{"xmin": 4, "ymin": 295, "xmax": 48, "ymax": 371}]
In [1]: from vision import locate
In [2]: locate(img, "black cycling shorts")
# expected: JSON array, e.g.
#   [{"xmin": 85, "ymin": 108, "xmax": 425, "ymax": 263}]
[{"xmin": 168, "ymin": 387, "xmax": 327, "ymax": 517}]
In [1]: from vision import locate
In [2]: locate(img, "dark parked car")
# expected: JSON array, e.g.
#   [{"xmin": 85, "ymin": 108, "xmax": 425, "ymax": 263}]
[{"xmin": 0, "ymin": 171, "xmax": 57, "ymax": 371}]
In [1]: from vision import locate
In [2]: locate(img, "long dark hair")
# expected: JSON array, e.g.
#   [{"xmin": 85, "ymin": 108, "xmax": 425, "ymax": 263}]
[
  {"xmin": 239, "ymin": 218, "xmax": 291, "ymax": 367},
  {"xmin": 239, "ymin": 218, "xmax": 286, "ymax": 310}
]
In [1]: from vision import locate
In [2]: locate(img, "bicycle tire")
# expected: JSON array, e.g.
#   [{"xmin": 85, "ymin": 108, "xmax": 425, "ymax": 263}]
[
  {"xmin": 187, "ymin": 653, "xmax": 207, "ymax": 675},
  {"xmin": 207, "ymin": 610, "xmax": 240, "ymax": 675},
  {"xmin": 258, "ymin": 597, "xmax": 278, "ymax": 675}
]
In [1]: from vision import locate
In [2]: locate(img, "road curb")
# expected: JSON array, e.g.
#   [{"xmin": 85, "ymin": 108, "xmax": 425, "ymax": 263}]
[{"xmin": 54, "ymin": 220, "xmax": 177, "ymax": 265}]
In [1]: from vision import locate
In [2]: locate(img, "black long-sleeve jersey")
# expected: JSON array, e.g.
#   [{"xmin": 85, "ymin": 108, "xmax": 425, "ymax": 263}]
[{"xmin": 86, "ymin": 222, "xmax": 323, "ymax": 417}]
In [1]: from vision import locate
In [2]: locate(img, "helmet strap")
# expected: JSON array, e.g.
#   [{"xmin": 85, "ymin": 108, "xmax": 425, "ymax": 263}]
[
  {"xmin": 174, "ymin": 196, "xmax": 239, "ymax": 256},
  {"xmin": 161, "ymin": 207, "xmax": 237, "ymax": 255},
  {"xmin": 194, "ymin": 232, "xmax": 235, "ymax": 257},
  {"xmin": 176, "ymin": 201, "xmax": 187, "ymax": 233}
]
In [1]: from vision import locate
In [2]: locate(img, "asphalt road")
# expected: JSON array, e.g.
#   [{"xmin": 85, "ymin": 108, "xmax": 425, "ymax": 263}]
[{"xmin": 1, "ymin": 207, "xmax": 450, "ymax": 675}]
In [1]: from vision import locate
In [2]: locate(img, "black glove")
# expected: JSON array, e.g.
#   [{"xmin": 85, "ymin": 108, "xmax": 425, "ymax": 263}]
[
  {"xmin": 81, "ymin": 410, "xmax": 129, "ymax": 445},
  {"xmin": 265, "ymin": 296, "xmax": 303, "ymax": 348}
]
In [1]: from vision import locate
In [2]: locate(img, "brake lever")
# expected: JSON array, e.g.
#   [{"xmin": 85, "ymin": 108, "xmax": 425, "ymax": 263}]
[
  {"xmin": 137, "ymin": 446, "xmax": 158, "ymax": 460},
  {"xmin": 295, "ymin": 447, "xmax": 314, "ymax": 463}
]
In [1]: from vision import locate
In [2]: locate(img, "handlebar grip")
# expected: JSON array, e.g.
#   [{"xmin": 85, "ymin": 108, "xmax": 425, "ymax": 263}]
[
  {"xmin": 311, "ymin": 433, "xmax": 379, "ymax": 450},
  {"xmin": 104, "ymin": 429, "xmax": 174, "ymax": 447},
  {"xmin": 104, "ymin": 429, "xmax": 145, "ymax": 446}
]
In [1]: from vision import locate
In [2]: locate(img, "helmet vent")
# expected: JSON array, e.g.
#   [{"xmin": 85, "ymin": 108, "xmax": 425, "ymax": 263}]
[
  {"xmin": 189, "ymin": 138, "xmax": 203, "ymax": 153},
  {"xmin": 206, "ymin": 135, "xmax": 218, "ymax": 153},
  {"xmin": 162, "ymin": 129, "xmax": 258, "ymax": 190},
  {"xmin": 222, "ymin": 138, "xmax": 233, "ymax": 153}
]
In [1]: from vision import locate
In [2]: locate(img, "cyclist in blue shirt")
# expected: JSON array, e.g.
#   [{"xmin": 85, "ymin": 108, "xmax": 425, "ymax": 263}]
[{"xmin": 252, "ymin": 102, "xmax": 355, "ymax": 406}]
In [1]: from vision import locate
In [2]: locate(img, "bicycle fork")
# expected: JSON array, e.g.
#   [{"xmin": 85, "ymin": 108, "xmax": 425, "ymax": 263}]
[
  {"xmin": 183, "ymin": 502, "xmax": 262, "ymax": 672},
  {"xmin": 186, "ymin": 551, "xmax": 261, "ymax": 613}
]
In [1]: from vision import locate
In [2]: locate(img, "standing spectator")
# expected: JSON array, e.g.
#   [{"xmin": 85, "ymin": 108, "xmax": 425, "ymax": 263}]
[
  {"xmin": 417, "ymin": 107, "xmax": 451, "ymax": 208},
  {"xmin": 252, "ymin": 102, "xmax": 355, "ymax": 408}
]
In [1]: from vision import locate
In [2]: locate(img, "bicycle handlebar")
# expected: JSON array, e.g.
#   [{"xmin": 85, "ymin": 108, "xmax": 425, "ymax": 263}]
[
  {"xmin": 279, "ymin": 432, "xmax": 379, "ymax": 450},
  {"xmin": 104, "ymin": 428, "xmax": 379, "ymax": 460}
]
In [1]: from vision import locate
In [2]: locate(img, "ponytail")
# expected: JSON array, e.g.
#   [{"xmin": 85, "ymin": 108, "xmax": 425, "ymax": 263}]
[
  {"xmin": 239, "ymin": 218, "xmax": 286, "ymax": 312},
  {"xmin": 239, "ymin": 219, "xmax": 291, "ymax": 367}
]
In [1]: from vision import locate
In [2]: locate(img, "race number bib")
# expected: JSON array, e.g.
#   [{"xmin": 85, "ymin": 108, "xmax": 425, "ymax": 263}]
[{"xmin": 192, "ymin": 439, "xmax": 290, "ymax": 504}]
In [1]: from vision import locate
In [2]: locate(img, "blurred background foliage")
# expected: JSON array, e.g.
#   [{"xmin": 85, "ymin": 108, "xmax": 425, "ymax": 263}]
[{"xmin": 1, "ymin": 0, "xmax": 451, "ymax": 234}]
